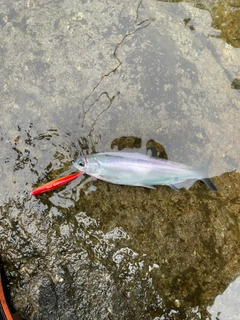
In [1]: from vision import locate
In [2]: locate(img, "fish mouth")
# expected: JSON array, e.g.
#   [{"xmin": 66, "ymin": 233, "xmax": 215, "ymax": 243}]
[{"xmin": 72, "ymin": 160, "xmax": 85, "ymax": 172}]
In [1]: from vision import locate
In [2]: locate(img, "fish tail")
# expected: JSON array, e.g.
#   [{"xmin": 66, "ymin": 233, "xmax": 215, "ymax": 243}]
[{"xmin": 197, "ymin": 155, "xmax": 217, "ymax": 191}]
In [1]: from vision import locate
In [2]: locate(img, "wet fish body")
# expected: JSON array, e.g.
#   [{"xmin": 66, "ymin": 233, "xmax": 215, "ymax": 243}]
[{"xmin": 73, "ymin": 152, "xmax": 217, "ymax": 191}]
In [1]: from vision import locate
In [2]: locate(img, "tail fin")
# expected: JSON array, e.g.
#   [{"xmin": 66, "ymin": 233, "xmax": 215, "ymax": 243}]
[{"xmin": 197, "ymin": 155, "xmax": 217, "ymax": 191}]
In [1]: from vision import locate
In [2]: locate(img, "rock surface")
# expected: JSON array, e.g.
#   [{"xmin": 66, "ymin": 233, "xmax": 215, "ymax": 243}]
[{"xmin": 0, "ymin": 0, "xmax": 240, "ymax": 319}]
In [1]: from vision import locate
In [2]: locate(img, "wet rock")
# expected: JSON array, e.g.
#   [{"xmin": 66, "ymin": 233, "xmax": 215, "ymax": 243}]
[
  {"xmin": 111, "ymin": 136, "xmax": 142, "ymax": 150},
  {"xmin": 1, "ymin": 0, "xmax": 240, "ymax": 319},
  {"xmin": 231, "ymin": 78, "xmax": 240, "ymax": 90}
]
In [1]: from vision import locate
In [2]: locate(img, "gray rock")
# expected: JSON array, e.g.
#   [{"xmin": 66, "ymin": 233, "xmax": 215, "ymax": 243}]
[{"xmin": 1, "ymin": 0, "xmax": 240, "ymax": 319}]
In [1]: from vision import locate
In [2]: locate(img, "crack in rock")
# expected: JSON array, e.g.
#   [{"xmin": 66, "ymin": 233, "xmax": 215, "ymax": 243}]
[{"xmin": 80, "ymin": 0, "xmax": 154, "ymax": 137}]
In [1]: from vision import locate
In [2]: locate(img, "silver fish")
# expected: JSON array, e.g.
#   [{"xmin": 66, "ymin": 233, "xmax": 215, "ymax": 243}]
[{"xmin": 73, "ymin": 152, "xmax": 217, "ymax": 191}]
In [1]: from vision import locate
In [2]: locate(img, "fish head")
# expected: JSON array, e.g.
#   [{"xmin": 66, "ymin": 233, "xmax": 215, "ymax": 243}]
[
  {"xmin": 73, "ymin": 155, "xmax": 88, "ymax": 172},
  {"xmin": 73, "ymin": 155, "xmax": 100, "ymax": 175}
]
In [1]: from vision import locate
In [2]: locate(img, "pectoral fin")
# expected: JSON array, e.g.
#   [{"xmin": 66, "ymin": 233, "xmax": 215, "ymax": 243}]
[{"xmin": 93, "ymin": 174, "xmax": 118, "ymax": 182}]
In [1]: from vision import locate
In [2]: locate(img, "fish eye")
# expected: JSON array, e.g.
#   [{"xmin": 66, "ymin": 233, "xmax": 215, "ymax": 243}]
[{"xmin": 78, "ymin": 159, "xmax": 85, "ymax": 167}]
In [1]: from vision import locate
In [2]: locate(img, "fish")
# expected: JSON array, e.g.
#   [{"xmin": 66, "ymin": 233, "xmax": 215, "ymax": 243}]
[
  {"xmin": 73, "ymin": 152, "xmax": 217, "ymax": 191},
  {"xmin": 31, "ymin": 172, "xmax": 83, "ymax": 195}
]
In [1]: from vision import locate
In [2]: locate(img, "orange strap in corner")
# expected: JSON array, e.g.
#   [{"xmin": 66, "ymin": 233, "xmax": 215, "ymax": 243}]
[{"xmin": 0, "ymin": 272, "xmax": 14, "ymax": 320}]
